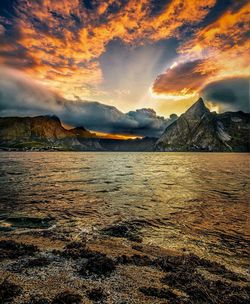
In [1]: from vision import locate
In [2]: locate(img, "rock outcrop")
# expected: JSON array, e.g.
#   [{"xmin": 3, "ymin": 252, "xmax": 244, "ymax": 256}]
[{"xmin": 155, "ymin": 98, "xmax": 250, "ymax": 152}]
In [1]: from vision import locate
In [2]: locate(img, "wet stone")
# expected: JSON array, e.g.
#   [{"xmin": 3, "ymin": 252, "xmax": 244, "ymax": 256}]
[
  {"xmin": 5, "ymin": 216, "xmax": 54, "ymax": 229},
  {"xmin": 0, "ymin": 279, "xmax": 22, "ymax": 303},
  {"xmin": 27, "ymin": 297, "xmax": 50, "ymax": 304},
  {"xmin": 26, "ymin": 257, "xmax": 51, "ymax": 268},
  {"xmin": 86, "ymin": 288, "xmax": 107, "ymax": 303},
  {"xmin": 101, "ymin": 222, "xmax": 142, "ymax": 242},
  {"xmin": 117, "ymin": 254, "xmax": 152, "ymax": 266},
  {"xmin": 79, "ymin": 254, "xmax": 116, "ymax": 277},
  {"xmin": 162, "ymin": 270, "xmax": 250, "ymax": 304},
  {"xmin": 51, "ymin": 291, "xmax": 83, "ymax": 304}
]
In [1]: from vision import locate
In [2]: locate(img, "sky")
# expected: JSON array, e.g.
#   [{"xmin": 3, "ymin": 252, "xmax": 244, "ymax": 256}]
[{"xmin": 0, "ymin": 0, "xmax": 249, "ymax": 136}]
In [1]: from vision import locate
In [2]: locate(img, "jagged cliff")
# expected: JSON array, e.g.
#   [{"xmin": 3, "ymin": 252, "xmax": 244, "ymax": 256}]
[{"xmin": 155, "ymin": 98, "xmax": 250, "ymax": 152}]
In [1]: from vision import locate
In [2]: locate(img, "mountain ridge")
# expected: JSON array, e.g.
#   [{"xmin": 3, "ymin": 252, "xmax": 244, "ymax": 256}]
[
  {"xmin": 0, "ymin": 115, "xmax": 95, "ymax": 139},
  {"xmin": 0, "ymin": 115, "xmax": 156, "ymax": 151},
  {"xmin": 155, "ymin": 98, "xmax": 250, "ymax": 152},
  {"xmin": 0, "ymin": 98, "xmax": 249, "ymax": 152}
]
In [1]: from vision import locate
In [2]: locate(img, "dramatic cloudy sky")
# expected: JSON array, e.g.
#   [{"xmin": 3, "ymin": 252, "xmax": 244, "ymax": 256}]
[{"xmin": 0, "ymin": 0, "xmax": 249, "ymax": 135}]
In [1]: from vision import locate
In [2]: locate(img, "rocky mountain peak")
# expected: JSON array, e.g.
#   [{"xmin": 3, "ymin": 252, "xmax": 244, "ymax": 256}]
[
  {"xmin": 185, "ymin": 97, "xmax": 210, "ymax": 118},
  {"xmin": 156, "ymin": 98, "xmax": 250, "ymax": 152}
]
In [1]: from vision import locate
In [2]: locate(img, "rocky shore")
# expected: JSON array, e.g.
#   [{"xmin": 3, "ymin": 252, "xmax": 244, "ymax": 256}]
[{"xmin": 0, "ymin": 222, "xmax": 249, "ymax": 304}]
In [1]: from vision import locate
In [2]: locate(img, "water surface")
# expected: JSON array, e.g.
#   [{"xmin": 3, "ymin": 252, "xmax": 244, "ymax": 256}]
[{"xmin": 0, "ymin": 152, "xmax": 249, "ymax": 274}]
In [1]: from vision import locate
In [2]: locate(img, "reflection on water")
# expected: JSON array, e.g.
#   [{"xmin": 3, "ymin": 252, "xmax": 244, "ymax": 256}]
[{"xmin": 0, "ymin": 152, "xmax": 249, "ymax": 274}]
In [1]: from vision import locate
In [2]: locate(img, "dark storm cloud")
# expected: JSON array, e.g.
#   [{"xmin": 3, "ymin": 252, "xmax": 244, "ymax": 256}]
[
  {"xmin": 0, "ymin": 0, "xmax": 17, "ymax": 20},
  {"xmin": 202, "ymin": 77, "xmax": 250, "ymax": 113},
  {"xmin": 0, "ymin": 67, "xmax": 176, "ymax": 137},
  {"xmin": 126, "ymin": 108, "xmax": 173, "ymax": 137},
  {"xmin": 60, "ymin": 101, "xmax": 176, "ymax": 137},
  {"xmin": 82, "ymin": 0, "xmax": 94, "ymax": 10}
]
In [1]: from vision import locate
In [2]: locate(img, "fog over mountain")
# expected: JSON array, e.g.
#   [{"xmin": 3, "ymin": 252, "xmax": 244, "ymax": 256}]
[
  {"xmin": 201, "ymin": 77, "xmax": 250, "ymax": 113},
  {"xmin": 0, "ymin": 67, "xmax": 177, "ymax": 137}
]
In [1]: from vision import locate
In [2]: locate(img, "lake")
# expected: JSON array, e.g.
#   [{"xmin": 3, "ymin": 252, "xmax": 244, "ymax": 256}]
[{"xmin": 0, "ymin": 152, "xmax": 249, "ymax": 277}]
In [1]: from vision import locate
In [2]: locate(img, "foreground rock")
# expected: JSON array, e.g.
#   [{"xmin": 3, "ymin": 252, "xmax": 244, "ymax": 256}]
[
  {"xmin": 51, "ymin": 292, "xmax": 82, "ymax": 304},
  {"xmin": 0, "ymin": 236, "xmax": 249, "ymax": 303},
  {"xmin": 0, "ymin": 239, "xmax": 38, "ymax": 260},
  {"xmin": 0, "ymin": 279, "xmax": 22, "ymax": 303},
  {"xmin": 79, "ymin": 254, "xmax": 116, "ymax": 277},
  {"xmin": 86, "ymin": 288, "xmax": 107, "ymax": 302},
  {"xmin": 101, "ymin": 221, "xmax": 143, "ymax": 242}
]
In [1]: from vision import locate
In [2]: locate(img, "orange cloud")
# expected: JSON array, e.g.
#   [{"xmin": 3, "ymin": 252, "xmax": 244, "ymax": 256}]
[
  {"xmin": 152, "ymin": 2, "xmax": 250, "ymax": 99},
  {"xmin": 0, "ymin": 0, "xmax": 217, "ymax": 100},
  {"xmin": 180, "ymin": 2, "xmax": 250, "ymax": 78},
  {"xmin": 180, "ymin": 3, "xmax": 250, "ymax": 57},
  {"xmin": 152, "ymin": 59, "xmax": 217, "ymax": 99}
]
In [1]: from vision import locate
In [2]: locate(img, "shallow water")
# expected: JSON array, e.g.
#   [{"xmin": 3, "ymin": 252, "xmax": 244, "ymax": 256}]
[{"xmin": 0, "ymin": 152, "xmax": 249, "ymax": 274}]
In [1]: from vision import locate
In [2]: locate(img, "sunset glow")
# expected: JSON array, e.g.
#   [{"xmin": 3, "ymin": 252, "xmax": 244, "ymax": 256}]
[
  {"xmin": 0, "ymin": 3, "xmax": 249, "ymax": 300},
  {"xmin": 0, "ymin": 0, "xmax": 249, "ymax": 133}
]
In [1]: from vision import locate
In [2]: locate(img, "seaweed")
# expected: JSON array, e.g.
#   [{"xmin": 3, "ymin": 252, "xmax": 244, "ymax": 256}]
[{"xmin": 0, "ymin": 240, "xmax": 39, "ymax": 260}]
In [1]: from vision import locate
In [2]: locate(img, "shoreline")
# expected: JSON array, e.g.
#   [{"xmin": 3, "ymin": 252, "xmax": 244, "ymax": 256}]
[
  {"xmin": 1, "ymin": 149, "xmax": 250, "ymax": 153},
  {"xmin": 1, "ymin": 228, "xmax": 249, "ymax": 304}
]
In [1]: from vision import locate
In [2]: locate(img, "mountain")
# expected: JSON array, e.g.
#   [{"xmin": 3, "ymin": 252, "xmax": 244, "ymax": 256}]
[
  {"xmin": 155, "ymin": 98, "xmax": 250, "ymax": 152},
  {"xmin": 0, "ymin": 115, "xmax": 93, "ymax": 141},
  {"xmin": 0, "ymin": 115, "xmax": 156, "ymax": 151},
  {"xmin": 1, "ymin": 99, "xmax": 249, "ymax": 152}
]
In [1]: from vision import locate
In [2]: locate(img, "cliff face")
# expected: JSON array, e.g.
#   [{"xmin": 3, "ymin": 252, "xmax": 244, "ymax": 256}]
[
  {"xmin": 0, "ymin": 115, "xmax": 93, "ymax": 141},
  {"xmin": 0, "ymin": 115, "xmax": 96, "ymax": 150},
  {"xmin": 155, "ymin": 98, "xmax": 250, "ymax": 152},
  {"xmin": 0, "ymin": 115, "xmax": 156, "ymax": 151}
]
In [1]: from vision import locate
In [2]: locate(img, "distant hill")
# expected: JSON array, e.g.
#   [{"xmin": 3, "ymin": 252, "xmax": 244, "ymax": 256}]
[
  {"xmin": 155, "ymin": 98, "xmax": 250, "ymax": 152},
  {"xmin": 0, "ymin": 115, "xmax": 156, "ymax": 151},
  {"xmin": 0, "ymin": 115, "xmax": 93, "ymax": 141}
]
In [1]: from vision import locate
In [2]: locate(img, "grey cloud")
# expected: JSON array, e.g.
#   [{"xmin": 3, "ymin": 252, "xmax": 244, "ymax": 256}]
[
  {"xmin": 0, "ymin": 66, "xmax": 61, "ymax": 114},
  {"xmin": 126, "ymin": 108, "xmax": 173, "ymax": 137},
  {"xmin": 0, "ymin": 66, "xmax": 177, "ymax": 137},
  {"xmin": 201, "ymin": 77, "xmax": 250, "ymax": 113}
]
